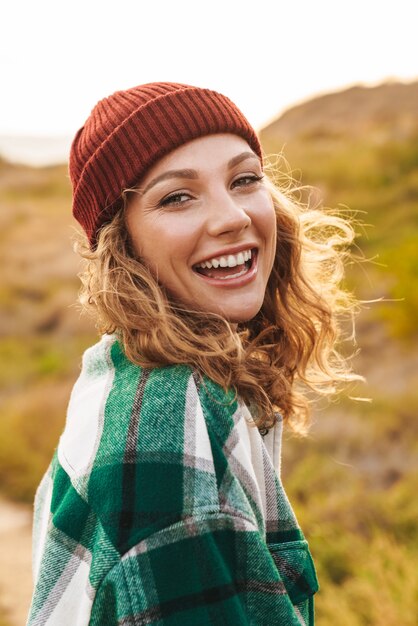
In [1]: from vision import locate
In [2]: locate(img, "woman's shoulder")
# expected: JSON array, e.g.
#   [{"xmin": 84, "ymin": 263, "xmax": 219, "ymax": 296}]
[
  {"xmin": 57, "ymin": 335, "xmax": 237, "ymax": 485},
  {"xmin": 53, "ymin": 336, "xmax": 241, "ymax": 543},
  {"xmin": 68, "ymin": 333, "xmax": 200, "ymax": 412}
]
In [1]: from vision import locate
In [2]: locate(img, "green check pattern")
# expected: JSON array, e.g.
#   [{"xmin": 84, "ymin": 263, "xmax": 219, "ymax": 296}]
[{"xmin": 27, "ymin": 335, "xmax": 318, "ymax": 625}]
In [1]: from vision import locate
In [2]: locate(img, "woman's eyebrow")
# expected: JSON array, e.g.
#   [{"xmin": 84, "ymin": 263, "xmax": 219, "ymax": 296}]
[
  {"xmin": 141, "ymin": 169, "xmax": 198, "ymax": 195},
  {"xmin": 227, "ymin": 151, "xmax": 259, "ymax": 169}
]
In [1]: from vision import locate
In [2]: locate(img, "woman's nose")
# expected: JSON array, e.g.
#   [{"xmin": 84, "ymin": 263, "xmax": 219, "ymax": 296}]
[{"xmin": 205, "ymin": 191, "xmax": 251, "ymax": 237}]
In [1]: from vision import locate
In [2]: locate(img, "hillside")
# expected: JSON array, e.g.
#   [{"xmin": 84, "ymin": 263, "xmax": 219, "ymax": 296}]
[
  {"xmin": 0, "ymin": 82, "xmax": 417, "ymax": 625},
  {"xmin": 260, "ymin": 80, "xmax": 418, "ymax": 142}
]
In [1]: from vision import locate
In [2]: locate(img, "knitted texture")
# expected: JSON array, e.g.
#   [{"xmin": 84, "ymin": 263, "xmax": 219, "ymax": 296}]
[
  {"xmin": 27, "ymin": 335, "xmax": 318, "ymax": 625},
  {"xmin": 69, "ymin": 82, "xmax": 263, "ymax": 246}
]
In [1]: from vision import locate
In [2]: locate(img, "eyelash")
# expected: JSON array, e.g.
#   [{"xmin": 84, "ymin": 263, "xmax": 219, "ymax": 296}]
[
  {"xmin": 232, "ymin": 174, "xmax": 264, "ymax": 188},
  {"xmin": 158, "ymin": 174, "xmax": 264, "ymax": 208},
  {"xmin": 159, "ymin": 192, "xmax": 192, "ymax": 208}
]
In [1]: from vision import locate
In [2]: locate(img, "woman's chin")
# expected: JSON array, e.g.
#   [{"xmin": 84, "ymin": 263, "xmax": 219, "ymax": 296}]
[
  {"xmin": 209, "ymin": 300, "xmax": 263, "ymax": 324},
  {"xmin": 168, "ymin": 287, "xmax": 265, "ymax": 325}
]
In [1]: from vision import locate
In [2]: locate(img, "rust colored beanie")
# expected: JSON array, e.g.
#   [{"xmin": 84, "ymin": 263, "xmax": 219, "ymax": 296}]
[{"xmin": 69, "ymin": 82, "xmax": 263, "ymax": 247}]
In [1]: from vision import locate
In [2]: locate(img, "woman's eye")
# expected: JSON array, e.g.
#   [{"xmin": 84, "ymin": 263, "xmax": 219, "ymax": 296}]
[
  {"xmin": 232, "ymin": 174, "xmax": 263, "ymax": 188},
  {"xmin": 159, "ymin": 192, "xmax": 192, "ymax": 207}
]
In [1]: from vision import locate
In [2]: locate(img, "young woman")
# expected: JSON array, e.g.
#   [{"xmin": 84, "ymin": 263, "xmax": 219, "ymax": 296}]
[{"xmin": 27, "ymin": 82, "xmax": 357, "ymax": 625}]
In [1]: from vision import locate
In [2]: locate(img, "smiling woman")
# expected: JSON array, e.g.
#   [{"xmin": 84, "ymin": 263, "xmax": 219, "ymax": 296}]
[{"xmin": 27, "ymin": 82, "xmax": 359, "ymax": 626}]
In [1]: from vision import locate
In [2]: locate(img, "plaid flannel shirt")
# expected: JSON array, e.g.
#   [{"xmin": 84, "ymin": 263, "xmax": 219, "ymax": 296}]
[{"xmin": 27, "ymin": 334, "xmax": 319, "ymax": 625}]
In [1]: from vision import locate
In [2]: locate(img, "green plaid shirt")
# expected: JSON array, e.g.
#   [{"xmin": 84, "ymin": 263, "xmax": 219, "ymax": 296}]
[{"xmin": 27, "ymin": 335, "xmax": 318, "ymax": 625}]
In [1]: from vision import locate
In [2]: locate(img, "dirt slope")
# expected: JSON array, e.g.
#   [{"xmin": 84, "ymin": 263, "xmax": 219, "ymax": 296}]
[{"xmin": 0, "ymin": 499, "xmax": 32, "ymax": 625}]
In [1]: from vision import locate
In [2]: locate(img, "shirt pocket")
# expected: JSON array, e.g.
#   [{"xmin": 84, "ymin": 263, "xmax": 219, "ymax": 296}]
[{"xmin": 268, "ymin": 539, "xmax": 319, "ymax": 606}]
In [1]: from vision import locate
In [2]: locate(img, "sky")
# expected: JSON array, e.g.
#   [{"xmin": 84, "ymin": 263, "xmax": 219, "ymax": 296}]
[{"xmin": 1, "ymin": 0, "xmax": 418, "ymax": 139}]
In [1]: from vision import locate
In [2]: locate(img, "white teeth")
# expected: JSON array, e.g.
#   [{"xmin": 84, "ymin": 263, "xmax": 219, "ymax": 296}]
[{"xmin": 197, "ymin": 248, "xmax": 253, "ymax": 270}]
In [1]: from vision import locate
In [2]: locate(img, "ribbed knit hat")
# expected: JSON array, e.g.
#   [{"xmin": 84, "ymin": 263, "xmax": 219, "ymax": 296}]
[{"xmin": 69, "ymin": 82, "xmax": 262, "ymax": 246}]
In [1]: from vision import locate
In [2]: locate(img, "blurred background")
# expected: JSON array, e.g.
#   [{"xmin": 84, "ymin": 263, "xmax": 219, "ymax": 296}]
[{"xmin": 1, "ymin": 1, "xmax": 417, "ymax": 624}]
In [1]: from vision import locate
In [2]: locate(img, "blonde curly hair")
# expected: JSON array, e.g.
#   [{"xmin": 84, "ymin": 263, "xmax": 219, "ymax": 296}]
[{"xmin": 75, "ymin": 159, "xmax": 360, "ymax": 434}]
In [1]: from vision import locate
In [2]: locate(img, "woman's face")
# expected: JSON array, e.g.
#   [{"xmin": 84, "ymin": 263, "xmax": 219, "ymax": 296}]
[{"xmin": 125, "ymin": 134, "xmax": 277, "ymax": 323}]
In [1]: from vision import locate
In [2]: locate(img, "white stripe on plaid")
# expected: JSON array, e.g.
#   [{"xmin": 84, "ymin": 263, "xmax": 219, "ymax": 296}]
[
  {"xmin": 32, "ymin": 555, "xmax": 92, "ymax": 625},
  {"xmin": 32, "ymin": 468, "xmax": 53, "ymax": 581},
  {"xmin": 123, "ymin": 512, "xmax": 258, "ymax": 559},
  {"xmin": 58, "ymin": 335, "xmax": 115, "ymax": 492}
]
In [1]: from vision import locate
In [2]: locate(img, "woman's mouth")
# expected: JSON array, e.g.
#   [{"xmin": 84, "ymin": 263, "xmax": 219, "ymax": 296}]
[{"xmin": 193, "ymin": 248, "xmax": 257, "ymax": 282}]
